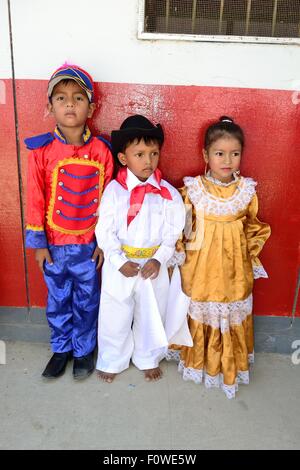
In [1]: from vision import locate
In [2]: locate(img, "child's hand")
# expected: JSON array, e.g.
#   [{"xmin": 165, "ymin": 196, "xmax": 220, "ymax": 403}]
[
  {"xmin": 35, "ymin": 248, "xmax": 53, "ymax": 272},
  {"xmin": 92, "ymin": 246, "xmax": 104, "ymax": 269},
  {"xmin": 141, "ymin": 259, "xmax": 161, "ymax": 280},
  {"xmin": 119, "ymin": 261, "xmax": 140, "ymax": 277}
]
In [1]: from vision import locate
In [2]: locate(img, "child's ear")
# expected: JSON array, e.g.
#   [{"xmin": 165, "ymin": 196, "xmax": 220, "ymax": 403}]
[
  {"xmin": 202, "ymin": 149, "xmax": 209, "ymax": 163},
  {"xmin": 87, "ymin": 102, "xmax": 96, "ymax": 118},
  {"xmin": 47, "ymin": 102, "xmax": 53, "ymax": 115},
  {"xmin": 117, "ymin": 152, "xmax": 127, "ymax": 166}
]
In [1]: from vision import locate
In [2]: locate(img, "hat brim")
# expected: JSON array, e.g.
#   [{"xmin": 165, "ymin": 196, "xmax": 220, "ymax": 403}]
[
  {"xmin": 111, "ymin": 125, "xmax": 164, "ymax": 159},
  {"xmin": 47, "ymin": 75, "xmax": 93, "ymax": 102}
]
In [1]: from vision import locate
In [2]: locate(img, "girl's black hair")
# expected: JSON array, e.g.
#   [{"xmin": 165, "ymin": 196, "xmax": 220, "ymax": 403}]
[{"xmin": 204, "ymin": 116, "xmax": 244, "ymax": 150}]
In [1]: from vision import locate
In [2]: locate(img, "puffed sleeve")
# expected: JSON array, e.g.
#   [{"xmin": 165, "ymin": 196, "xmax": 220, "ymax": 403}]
[
  {"xmin": 167, "ymin": 186, "xmax": 193, "ymax": 267},
  {"xmin": 25, "ymin": 149, "xmax": 48, "ymax": 248},
  {"xmin": 245, "ymin": 194, "xmax": 271, "ymax": 279}
]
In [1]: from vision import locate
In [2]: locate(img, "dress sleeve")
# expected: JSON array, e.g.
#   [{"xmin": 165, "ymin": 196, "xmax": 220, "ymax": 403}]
[
  {"xmin": 25, "ymin": 149, "xmax": 48, "ymax": 249},
  {"xmin": 95, "ymin": 185, "xmax": 128, "ymax": 271},
  {"xmin": 166, "ymin": 186, "xmax": 192, "ymax": 267},
  {"xmin": 245, "ymin": 193, "xmax": 271, "ymax": 279}
]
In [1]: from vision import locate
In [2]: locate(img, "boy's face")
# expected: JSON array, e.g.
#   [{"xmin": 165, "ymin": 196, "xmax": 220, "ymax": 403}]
[
  {"xmin": 48, "ymin": 81, "xmax": 95, "ymax": 129},
  {"xmin": 118, "ymin": 138, "xmax": 160, "ymax": 182}
]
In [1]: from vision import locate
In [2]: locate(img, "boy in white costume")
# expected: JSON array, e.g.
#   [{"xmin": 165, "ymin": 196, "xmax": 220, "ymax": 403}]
[{"xmin": 95, "ymin": 115, "xmax": 185, "ymax": 382}]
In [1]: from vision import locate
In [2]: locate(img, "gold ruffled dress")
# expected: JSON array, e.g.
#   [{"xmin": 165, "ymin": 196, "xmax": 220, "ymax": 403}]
[{"xmin": 169, "ymin": 173, "xmax": 271, "ymax": 398}]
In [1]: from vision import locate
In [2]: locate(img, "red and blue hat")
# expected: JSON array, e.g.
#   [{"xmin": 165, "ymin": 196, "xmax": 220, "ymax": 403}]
[{"xmin": 47, "ymin": 64, "xmax": 94, "ymax": 102}]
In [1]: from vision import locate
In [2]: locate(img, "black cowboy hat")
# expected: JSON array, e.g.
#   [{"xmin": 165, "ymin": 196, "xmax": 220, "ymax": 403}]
[{"xmin": 111, "ymin": 114, "xmax": 164, "ymax": 159}]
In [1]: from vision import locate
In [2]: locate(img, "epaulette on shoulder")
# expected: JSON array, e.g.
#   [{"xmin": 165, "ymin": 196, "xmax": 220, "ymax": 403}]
[
  {"xmin": 96, "ymin": 135, "xmax": 112, "ymax": 150},
  {"xmin": 24, "ymin": 132, "xmax": 54, "ymax": 150}
]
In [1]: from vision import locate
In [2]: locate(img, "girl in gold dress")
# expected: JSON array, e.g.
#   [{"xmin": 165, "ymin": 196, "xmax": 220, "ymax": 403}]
[{"xmin": 168, "ymin": 116, "xmax": 271, "ymax": 399}]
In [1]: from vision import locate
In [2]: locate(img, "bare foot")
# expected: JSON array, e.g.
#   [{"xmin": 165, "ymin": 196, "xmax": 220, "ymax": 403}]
[
  {"xmin": 144, "ymin": 367, "xmax": 163, "ymax": 382},
  {"xmin": 97, "ymin": 370, "xmax": 116, "ymax": 383}
]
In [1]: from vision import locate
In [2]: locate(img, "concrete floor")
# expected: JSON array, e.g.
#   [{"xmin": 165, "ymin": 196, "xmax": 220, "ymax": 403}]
[{"xmin": 0, "ymin": 341, "xmax": 299, "ymax": 450}]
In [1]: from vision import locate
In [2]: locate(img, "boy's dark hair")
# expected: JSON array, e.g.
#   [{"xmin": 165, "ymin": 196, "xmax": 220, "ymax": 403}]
[
  {"xmin": 48, "ymin": 78, "xmax": 87, "ymax": 103},
  {"xmin": 204, "ymin": 116, "xmax": 244, "ymax": 150},
  {"xmin": 120, "ymin": 135, "xmax": 163, "ymax": 154}
]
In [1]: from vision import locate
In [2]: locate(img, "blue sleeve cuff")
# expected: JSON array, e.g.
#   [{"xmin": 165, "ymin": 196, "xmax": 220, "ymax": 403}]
[{"xmin": 25, "ymin": 230, "xmax": 48, "ymax": 249}]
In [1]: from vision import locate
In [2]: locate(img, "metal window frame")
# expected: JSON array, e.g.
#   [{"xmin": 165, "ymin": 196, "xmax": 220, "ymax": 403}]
[{"xmin": 138, "ymin": 0, "xmax": 300, "ymax": 45}]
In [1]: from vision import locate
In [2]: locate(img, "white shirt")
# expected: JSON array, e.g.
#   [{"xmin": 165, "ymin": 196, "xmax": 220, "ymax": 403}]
[{"xmin": 95, "ymin": 168, "xmax": 185, "ymax": 270}]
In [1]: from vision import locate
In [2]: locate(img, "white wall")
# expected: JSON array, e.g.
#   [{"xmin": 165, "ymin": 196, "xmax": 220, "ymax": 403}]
[
  {"xmin": 0, "ymin": 0, "xmax": 11, "ymax": 78},
  {"xmin": 3, "ymin": 0, "xmax": 300, "ymax": 91}
]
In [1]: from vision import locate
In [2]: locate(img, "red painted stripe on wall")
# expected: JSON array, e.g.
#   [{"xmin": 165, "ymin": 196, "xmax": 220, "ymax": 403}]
[
  {"xmin": 4, "ymin": 79, "xmax": 300, "ymax": 316},
  {"xmin": 0, "ymin": 79, "xmax": 27, "ymax": 306}
]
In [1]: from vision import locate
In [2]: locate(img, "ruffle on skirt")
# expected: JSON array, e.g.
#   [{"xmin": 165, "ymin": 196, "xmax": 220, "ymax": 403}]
[{"xmin": 167, "ymin": 294, "xmax": 254, "ymax": 399}]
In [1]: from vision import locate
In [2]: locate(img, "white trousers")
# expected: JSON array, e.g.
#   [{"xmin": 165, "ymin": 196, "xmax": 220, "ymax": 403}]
[{"xmin": 96, "ymin": 267, "xmax": 169, "ymax": 373}]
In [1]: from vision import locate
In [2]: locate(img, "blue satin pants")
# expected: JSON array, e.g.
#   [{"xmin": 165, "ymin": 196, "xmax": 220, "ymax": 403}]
[{"xmin": 43, "ymin": 242, "xmax": 100, "ymax": 357}]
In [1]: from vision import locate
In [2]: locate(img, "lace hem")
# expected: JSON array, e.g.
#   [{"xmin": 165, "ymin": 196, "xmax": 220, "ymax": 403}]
[
  {"xmin": 179, "ymin": 360, "xmax": 203, "ymax": 384},
  {"xmin": 167, "ymin": 251, "xmax": 186, "ymax": 268},
  {"xmin": 237, "ymin": 370, "xmax": 250, "ymax": 385},
  {"xmin": 253, "ymin": 265, "xmax": 268, "ymax": 279},
  {"xmin": 248, "ymin": 352, "xmax": 255, "ymax": 364},
  {"xmin": 188, "ymin": 294, "xmax": 253, "ymax": 333},
  {"xmin": 184, "ymin": 175, "xmax": 257, "ymax": 217},
  {"xmin": 165, "ymin": 349, "xmax": 181, "ymax": 362},
  {"xmin": 177, "ymin": 354, "xmax": 254, "ymax": 399}
]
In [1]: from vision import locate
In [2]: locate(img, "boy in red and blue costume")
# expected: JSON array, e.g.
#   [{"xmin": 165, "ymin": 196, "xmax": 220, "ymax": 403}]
[{"xmin": 25, "ymin": 64, "xmax": 114, "ymax": 379}]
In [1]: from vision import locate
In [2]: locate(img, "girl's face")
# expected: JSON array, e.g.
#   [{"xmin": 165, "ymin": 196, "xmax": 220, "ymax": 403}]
[{"xmin": 203, "ymin": 136, "xmax": 242, "ymax": 183}]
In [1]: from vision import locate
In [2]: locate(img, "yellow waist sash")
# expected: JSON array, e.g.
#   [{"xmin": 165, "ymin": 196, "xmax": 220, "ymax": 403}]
[{"xmin": 121, "ymin": 244, "xmax": 159, "ymax": 259}]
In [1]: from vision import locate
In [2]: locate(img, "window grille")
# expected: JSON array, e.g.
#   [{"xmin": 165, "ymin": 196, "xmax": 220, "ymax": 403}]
[{"xmin": 138, "ymin": 0, "xmax": 300, "ymax": 44}]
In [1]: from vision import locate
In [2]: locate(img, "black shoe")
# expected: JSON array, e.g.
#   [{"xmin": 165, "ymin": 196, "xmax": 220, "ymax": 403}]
[
  {"xmin": 73, "ymin": 352, "xmax": 95, "ymax": 380},
  {"xmin": 42, "ymin": 351, "xmax": 73, "ymax": 379}
]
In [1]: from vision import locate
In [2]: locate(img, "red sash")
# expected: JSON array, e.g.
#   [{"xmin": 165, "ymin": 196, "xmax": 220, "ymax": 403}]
[{"xmin": 116, "ymin": 167, "xmax": 172, "ymax": 226}]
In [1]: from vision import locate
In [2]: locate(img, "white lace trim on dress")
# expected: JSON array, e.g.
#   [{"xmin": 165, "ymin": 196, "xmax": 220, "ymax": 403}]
[
  {"xmin": 205, "ymin": 170, "xmax": 240, "ymax": 187},
  {"xmin": 248, "ymin": 352, "xmax": 255, "ymax": 364},
  {"xmin": 253, "ymin": 265, "xmax": 268, "ymax": 279},
  {"xmin": 188, "ymin": 294, "xmax": 253, "ymax": 333},
  {"xmin": 177, "ymin": 354, "xmax": 254, "ymax": 399},
  {"xmin": 237, "ymin": 370, "xmax": 250, "ymax": 385},
  {"xmin": 165, "ymin": 349, "xmax": 181, "ymax": 362},
  {"xmin": 184, "ymin": 175, "xmax": 257, "ymax": 217},
  {"xmin": 179, "ymin": 360, "xmax": 203, "ymax": 384},
  {"xmin": 167, "ymin": 251, "xmax": 186, "ymax": 268}
]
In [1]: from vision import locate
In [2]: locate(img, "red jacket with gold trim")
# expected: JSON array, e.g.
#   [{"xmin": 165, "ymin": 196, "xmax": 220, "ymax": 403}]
[{"xmin": 25, "ymin": 132, "xmax": 114, "ymax": 248}]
